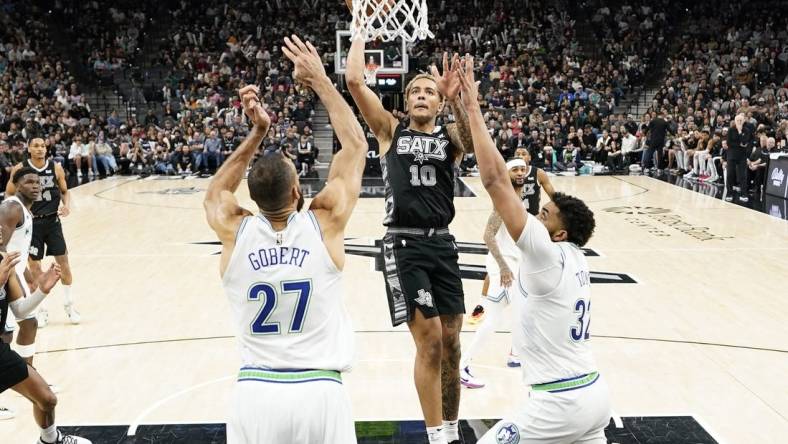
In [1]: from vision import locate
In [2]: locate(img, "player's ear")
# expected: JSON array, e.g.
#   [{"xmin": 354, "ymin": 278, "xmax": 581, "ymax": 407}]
[{"xmin": 551, "ymin": 229, "xmax": 568, "ymax": 242}]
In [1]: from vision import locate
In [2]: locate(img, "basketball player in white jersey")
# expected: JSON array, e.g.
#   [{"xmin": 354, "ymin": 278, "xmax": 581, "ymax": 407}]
[
  {"xmin": 6, "ymin": 137, "xmax": 78, "ymax": 329},
  {"xmin": 469, "ymin": 148, "xmax": 556, "ymax": 323},
  {"xmin": 204, "ymin": 36, "xmax": 367, "ymax": 444},
  {"xmin": 0, "ymin": 167, "xmax": 44, "ymax": 370},
  {"xmin": 458, "ymin": 56, "xmax": 611, "ymax": 443},
  {"xmin": 460, "ymin": 159, "xmax": 528, "ymax": 389},
  {"xmin": 0, "ymin": 247, "xmax": 88, "ymax": 443}
]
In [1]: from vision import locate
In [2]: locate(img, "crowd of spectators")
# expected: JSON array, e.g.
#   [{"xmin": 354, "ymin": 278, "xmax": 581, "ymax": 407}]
[
  {"xmin": 1, "ymin": 0, "xmax": 786, "ymax": 201},
  {"xmin": 640, "ymin": 1, "xmax": 788, "ymax": 200}
]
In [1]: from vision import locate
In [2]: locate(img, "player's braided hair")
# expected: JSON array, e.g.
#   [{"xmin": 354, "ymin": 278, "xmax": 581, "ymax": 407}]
[{"xmin": 551, "ymin": 192, "xmax": 595, "ymax": 247}]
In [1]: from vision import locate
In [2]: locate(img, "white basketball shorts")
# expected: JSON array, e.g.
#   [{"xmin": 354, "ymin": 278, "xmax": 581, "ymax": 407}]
[
  {"xmin": 477, "ymin": 372, "xmax": 611, "ymax": 444},
  {"xmin": 227, "ymin": 368, "xmax": 357, "ymax": 444}
]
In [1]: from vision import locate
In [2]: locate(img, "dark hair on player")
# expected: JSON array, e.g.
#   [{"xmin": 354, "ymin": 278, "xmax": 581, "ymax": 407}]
[
  {"xmin": 552, "ymin": 192, "xmax": 595, "ymax": 247},
  {"xmin": 13, "ymin": 166, "xmax": 39, "ymax": 184},
  {"xmin": 247, "ymin": 151, "xmax": 295, "ymax": 212}
]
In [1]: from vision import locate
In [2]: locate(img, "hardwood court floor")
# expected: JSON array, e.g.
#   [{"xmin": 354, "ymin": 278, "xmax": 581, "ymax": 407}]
[{"xmin": 1, "ymin": 174, "xmax": 787, "ymax": 443}]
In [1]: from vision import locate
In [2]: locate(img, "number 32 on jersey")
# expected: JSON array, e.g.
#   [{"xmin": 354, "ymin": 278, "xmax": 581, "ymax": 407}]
[{"xmin": 570, "ymin": 298, "xmax": 591, "ymax": 341}]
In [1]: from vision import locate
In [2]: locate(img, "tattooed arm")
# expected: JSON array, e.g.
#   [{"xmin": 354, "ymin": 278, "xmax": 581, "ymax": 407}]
[
  {"xmin": 483, "ymin": 210, "xmax": 514, "ymax": 287},
  {"xmin": 447, "ymin": 100, "xmax": 475, "ymax": 162}
]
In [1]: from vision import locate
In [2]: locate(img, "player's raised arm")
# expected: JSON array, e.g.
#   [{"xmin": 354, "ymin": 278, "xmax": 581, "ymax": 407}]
[
  {"xmin": 431, "ymin": 53, "xmax": 474, "ymax": 159},
  {"xmin": 457, "ymin": 55, "xmax": 526, "ymax": 240},
  {"xmin": 345, "ymin": 32, "xmax": 397, "ymax": 142},
  {"xmin": 537, "ymin": 169, "xmax": 556, "ymax": 200},
  {"xmin": 203, "ymin": 85, "xmax": 269, "ymax": 246},
  {"xmin": 282, "ymin": 35, "xmax": 366, "ymax": 266}
]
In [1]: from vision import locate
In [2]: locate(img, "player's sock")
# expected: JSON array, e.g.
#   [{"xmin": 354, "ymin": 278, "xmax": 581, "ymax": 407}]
[
  {"xmin": 426, "ymin": 425, "xmax": 447, "ymax": 444},
  {"xmin": 63, "ymin": 285, "xmax": 73, "ymax": 306},
  {"xmin": 442, "ymin": 420, "xmax": 459, "ymax": 441},
  {"xmin": 40, "ymin": 424, "xmax": 57, "ymax": 443}
]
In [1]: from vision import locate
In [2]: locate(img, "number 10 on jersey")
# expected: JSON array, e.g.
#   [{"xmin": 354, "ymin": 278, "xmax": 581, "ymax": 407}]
[
  {"xmin": 409, "ymin": 164, "xmax": 437, "ymax": 187},
  {"xmin": 248, "ymin": 280, "xmax": 312, "ymax": 335}
]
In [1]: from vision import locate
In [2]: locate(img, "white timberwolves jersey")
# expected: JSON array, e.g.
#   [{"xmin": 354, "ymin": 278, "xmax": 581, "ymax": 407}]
[
  {"xmin": 4, "ymin": 196, "xmax": 33, "ymax": 277},
  {"xmin": 514, "ymin": 219, "xmax": 597, "ymax": 385},
  {"xmin": 221, "ymin": 211, "xmax": 354, "ymax": 371},
  {"xmin": 485, "ymin": 200, "xmax": 526, "ymax": 275}
]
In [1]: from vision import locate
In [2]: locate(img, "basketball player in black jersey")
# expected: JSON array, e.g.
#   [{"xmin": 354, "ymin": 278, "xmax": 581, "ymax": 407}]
[
  {"xmin": 6, "ymin": 138, "xmax": 78, "ymax": 330},
  {"xmin": 514, "ymin": 147, "xmax": 556, "ymax": 219},
  {"xmin": 0, "ymin": 246, "xmax": 89, "ymax": 443},
  {"xmin": 346, "ymin": 35, "xmax": 475, "ymax": 444}
]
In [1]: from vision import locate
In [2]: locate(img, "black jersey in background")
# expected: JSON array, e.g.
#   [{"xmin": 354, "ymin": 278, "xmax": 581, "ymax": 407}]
[
  {"xmin": 521, "ymin": 166, "xmax": 542, "ymax": 215},
  {"xmin": 25, "ymin": 159, "xmax": 61, "ymax": 216}
]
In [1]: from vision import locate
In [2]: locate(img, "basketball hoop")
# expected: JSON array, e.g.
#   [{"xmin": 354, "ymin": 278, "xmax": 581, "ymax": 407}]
[
  {"xmin": 364, "ymin": 66, "xmax": 379, "ymax": 87},
  {"xmin": 350, "ymin": 0, "xmax": 434, "ymax": 43}
]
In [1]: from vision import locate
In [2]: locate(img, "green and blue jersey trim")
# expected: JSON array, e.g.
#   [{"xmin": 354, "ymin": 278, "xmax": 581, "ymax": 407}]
[
  {"xmin": 238, "ymin": 367, "xmax": 342, "ymax": 384},
  {"xmin": 531, "ymin": 371, "xmax": 599, "ymax": 393}
]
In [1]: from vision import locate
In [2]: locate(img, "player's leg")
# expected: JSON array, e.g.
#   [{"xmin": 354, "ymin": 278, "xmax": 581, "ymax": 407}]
[
  {"xmin": 460, "ymin": 278, "xmax": 508, "ymax": 388},
  {"xmin": 50, "ymin": 217, "xmax": 79, "ymax": 324},
  {"xmin": 15, "ymin": 316, "xmax": 38, "ymax": 366},
  {"xmin": 10, "ymin": 364, "xmax": 90, "ymax": 443},
  {"xmin": 431, "ymin": 236, "xmax": 466, "ymax": 443},
  {"xmin": 29, "ymin": 223, "xmax": 49, "ymax": 328},
  {"xmin": 382, "ymin": 234, "xmax": 444, "ymax": 443},
  {"xmin": 54, "ymin": 254, "xmax": 78, "ymax": 323},
  {"xmin": 571, "ymin": 375, "xmax": 612, "ymax": 444},
  {"xmin": 407, "ymin": 310, "xmax": 444, "ymax": 442},
  {"xmin": 0, "ymin": 330, "xmax": 17, "ymax": 420}
]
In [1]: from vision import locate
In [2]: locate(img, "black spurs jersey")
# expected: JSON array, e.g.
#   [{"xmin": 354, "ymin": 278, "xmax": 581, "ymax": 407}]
[
  {"xmin": 25, "ymin": 159, "xmax": 61, "ymax": 217},
  {"xmin": 521, "ymin": 166, "xmax": 542, "ymax": 216},
  {"xmin": 381, "ymin": 123, "xmax": 458, "ymax": 228}
]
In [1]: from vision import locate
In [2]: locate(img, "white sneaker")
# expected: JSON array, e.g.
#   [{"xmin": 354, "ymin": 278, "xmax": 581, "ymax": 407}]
[
  {"xmin": 64, "ymin": 304, "xmax": 81, "ymax": 324},
  {"xmin": 724, "ymin": 195, "xmax": 734, "ymax": 202},
  {"xmin": 37, "ymin": 430, "xmax": 92, "ymax": 444},
  {"xmin": 739, "ymin": 196, "xmax": 749, "ymax": 202},
  {"xmin": 0, "ymin": 406, "xmax": 15, "ymax": 420},
  {"xmin": 506, "ymin": 353, "xmax": 521, "ymax": 368},
  {"xmin": 37, "ymin": 309, "xmax": 49, "ymax": 328},
  {"xmin": 460, "ymin": 365, "xmax": 485, "ymax": 389}
]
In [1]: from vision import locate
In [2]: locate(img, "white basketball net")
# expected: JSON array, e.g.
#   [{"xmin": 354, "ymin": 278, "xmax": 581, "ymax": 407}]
[
  {"xmin": 364, "ymin": 67, "xmax": 379, "ymax": 86},
  {"xmin": 350, "ymin": 0, "xmax": 434, "ymax": 43}
]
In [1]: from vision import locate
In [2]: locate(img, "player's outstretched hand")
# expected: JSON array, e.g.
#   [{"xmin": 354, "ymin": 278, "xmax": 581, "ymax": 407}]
[
  {"xmin": 238, "ymin": 85, "xmax": 270, "ymax": 129},
  {"xmin": 500, "ymin": 268, "xmax": 514, "ymax": 288},
  {"xmin": 37, "ymin": 263, "xmax": 62, "ymax": 294},
  {"xmin": 0, "ymin": 252, "xmax": 21, "ymax": 287},
  {"xmin": 431, "ymin": 52, "xmax": 461, "ymax": 101},
  {"xmin": 456, "ymin": 54, "xmax": 480, "ymax": 111},
  {"xmin": 282, "ymin": 35, "xmax": 327, "ymax": 88}
]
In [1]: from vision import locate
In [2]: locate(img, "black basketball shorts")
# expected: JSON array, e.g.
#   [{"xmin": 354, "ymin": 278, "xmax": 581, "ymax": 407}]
[
  {"xmin": 0, "ymin": 343, "xmax": 28, "ymax": 393},
  {"xmin": 382, "ymin": 229, "xmax": 465, "ymax": 327},
  {"xmin": 30, "ymin": 215, "xmax": 68, "ymax": 260}
]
